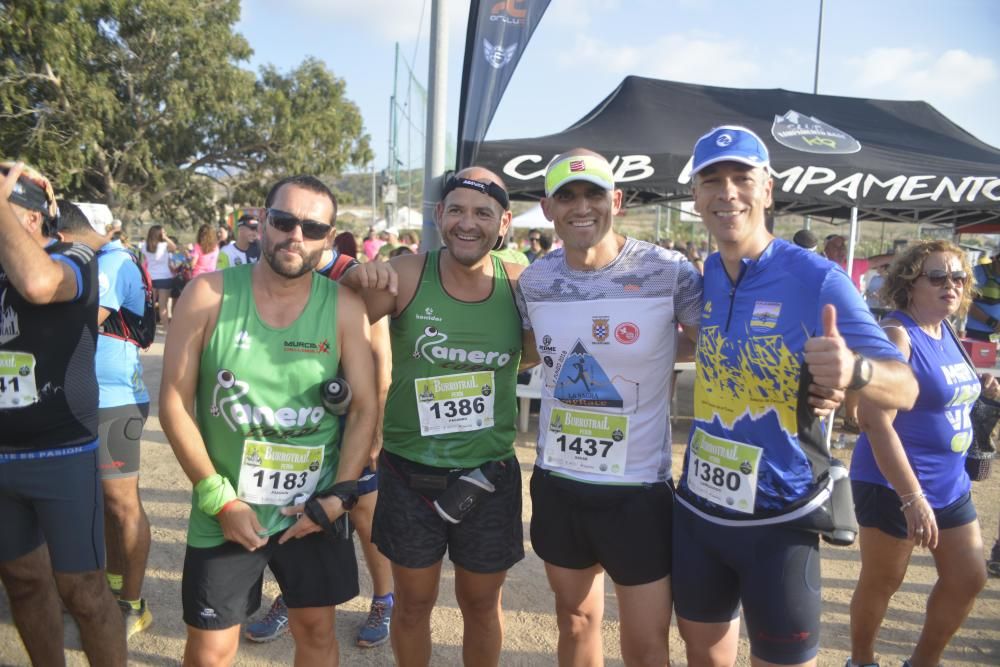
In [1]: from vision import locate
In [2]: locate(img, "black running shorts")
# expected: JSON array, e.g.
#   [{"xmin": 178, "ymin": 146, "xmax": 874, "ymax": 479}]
[
  {"xmin": 852, "ymin": 481, "xmax": 977, "ymax": 539},
  {"xmin": 672, "ymin": 501, "xmax": 821, "ymax": 665},
  {"xmin": 0, "ymin": 447, "xmax": 104, "ymax": 572},
  {"xmin": 529, "ymin": 467, "xmax": 673, "ymax": 586},
  {"xmin": 181, "ymin": 530, "xmax": 359, "ymax": 630},
  {"xmin": 372, "ymin": 450, "xmax": 524, "ymax": 573}
]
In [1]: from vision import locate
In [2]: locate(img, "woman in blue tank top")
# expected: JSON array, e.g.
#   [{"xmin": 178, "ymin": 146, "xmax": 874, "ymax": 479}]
[{"xmin": 846, "ymin": 240, "xmax": 993, "ymax": 667}]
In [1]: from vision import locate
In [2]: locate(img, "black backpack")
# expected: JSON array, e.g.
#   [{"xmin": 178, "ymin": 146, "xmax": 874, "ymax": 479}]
[{"xmin": 98, "ymin": 246, "xmax": 156, "ymax": 349}]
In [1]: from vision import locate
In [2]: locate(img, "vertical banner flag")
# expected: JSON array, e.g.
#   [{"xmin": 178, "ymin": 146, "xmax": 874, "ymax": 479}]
[{"xmin": 457, "ymin": 0, "xmax": 551, "ymax": 169}]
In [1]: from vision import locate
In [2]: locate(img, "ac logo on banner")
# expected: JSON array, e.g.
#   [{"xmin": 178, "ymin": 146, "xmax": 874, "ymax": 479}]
[{"xmin": 491, "ymin": 0, "xmax": 527, "ymax": 23}]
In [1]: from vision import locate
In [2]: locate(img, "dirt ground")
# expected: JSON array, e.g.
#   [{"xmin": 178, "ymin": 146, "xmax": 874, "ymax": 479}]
[{"xmin": 1, "ymin": 338, "xmax": 997, "ymax": 666}]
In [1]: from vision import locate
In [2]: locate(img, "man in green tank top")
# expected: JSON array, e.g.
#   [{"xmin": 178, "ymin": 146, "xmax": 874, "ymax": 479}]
[
  {"xmin": 160, "ymin": 174, "xmax": 378, "ymax": 666},
  {"xmin": 343, "ymin": 167, "xmax": 538, "ymax": 667}
]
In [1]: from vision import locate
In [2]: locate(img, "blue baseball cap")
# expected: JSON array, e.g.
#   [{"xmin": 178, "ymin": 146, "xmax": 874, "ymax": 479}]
[{"xmin": 690, "ymin": 125, "xmax": 771, "ymax": 176}]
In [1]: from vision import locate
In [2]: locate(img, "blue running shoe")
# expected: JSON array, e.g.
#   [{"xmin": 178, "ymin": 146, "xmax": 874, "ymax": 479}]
[
  {"xmin": 356, "ymin": 598, "xmax": 392, "ymax": 648},
  {"xmin": 245, "ymin": 595, "xmax": 289, "ymax": 643}
]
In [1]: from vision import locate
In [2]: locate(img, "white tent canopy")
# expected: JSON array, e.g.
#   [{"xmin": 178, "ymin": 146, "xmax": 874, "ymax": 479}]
[
  {"xmin": 511, "ymin": 204, "xmax": 553, "ymax": 230},
  {"xmin": 373, "ymin": 206, "xmax": 425, "ymax": 232}
]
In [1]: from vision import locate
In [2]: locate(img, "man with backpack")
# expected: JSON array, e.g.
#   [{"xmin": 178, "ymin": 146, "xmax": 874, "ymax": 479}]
[{"xmin": 56, "ymin": 201, "xmax": 155, "ymax": 639}]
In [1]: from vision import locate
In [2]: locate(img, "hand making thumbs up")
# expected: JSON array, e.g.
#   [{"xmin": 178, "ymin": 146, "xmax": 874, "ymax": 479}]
[{"xmin": 804, "ymin": 303, "xmax": 856, "ymax": 391}]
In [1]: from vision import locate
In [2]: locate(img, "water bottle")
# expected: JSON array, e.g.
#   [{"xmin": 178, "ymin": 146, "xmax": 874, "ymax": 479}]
[
  {"xmin": 822, "ymin": 460, "xmax": 858, "ymax": 546},
  {"xmin": 321, "ymin": 378, "xmax": 352, "ymax": 415},
  {"xmin": 433, "ymin": 461, "xmax": 505, "ymax": 524}
]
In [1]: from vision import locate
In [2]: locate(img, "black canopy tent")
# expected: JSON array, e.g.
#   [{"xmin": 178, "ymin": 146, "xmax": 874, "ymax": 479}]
[{"xmin": 477, "ymin": 77, "xmax": 1000, "ymax": 230}]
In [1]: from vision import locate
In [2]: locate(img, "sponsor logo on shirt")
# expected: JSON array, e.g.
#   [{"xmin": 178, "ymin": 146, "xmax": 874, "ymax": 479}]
[
  {"xmin": 750, "ymin": 301, "xmax": 781, "ymax": 332},
  {"xmin": 415, "ymin": 307, "xmax": 442, "ymax": 323},
  {"xmin": 592, "ymin": 317, "xmax": 610, "ymax": 344},
  {"xmin": 210, "ymin": 368, "xmax": 326, "ymax": 438},
  {"xmin": 413, "ymin": 326, "xmax": 513, "ymax": 371},
  {"xmin": 234, "ymin": 330, "xmax": 251, "ymax": 350},
  {"xmin": 283, "ymin": 339, "xmax": 330, "ymax": 354},
  {"xmin": 615, "ymin": 322, "xmax": 640, "ymax": 344}
]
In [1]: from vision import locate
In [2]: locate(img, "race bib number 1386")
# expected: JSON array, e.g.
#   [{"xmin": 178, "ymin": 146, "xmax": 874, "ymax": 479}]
[{"xmin": 414, "ymin": 371, "xmax": 495, "ymax": 436}]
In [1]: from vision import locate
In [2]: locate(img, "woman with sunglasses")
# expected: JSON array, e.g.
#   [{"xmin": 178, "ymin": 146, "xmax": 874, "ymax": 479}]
[{"xmin": 846, "ymin": 240, "xmax": 991, "ymax": 667}]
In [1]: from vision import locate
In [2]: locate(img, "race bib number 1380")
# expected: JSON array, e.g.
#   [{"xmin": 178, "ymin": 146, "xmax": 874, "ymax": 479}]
[{"xmin": 687, "ymin": 428, "xmax": 762, "ymax": 514}]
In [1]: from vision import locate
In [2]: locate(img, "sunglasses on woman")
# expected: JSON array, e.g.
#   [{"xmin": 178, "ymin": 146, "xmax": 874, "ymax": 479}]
[
  {"xmin": 920, "ymin": 269, "xmax": 967, "ymax": 287},
  {"xmin": 266, "ymin": 208, "xmax": 333, "ymax": 240}
]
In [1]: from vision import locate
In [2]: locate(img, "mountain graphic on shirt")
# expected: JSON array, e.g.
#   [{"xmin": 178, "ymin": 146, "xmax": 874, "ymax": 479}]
[{"xmin": 554, "ymin": 340, "xmax": 624, "ymax": 408}]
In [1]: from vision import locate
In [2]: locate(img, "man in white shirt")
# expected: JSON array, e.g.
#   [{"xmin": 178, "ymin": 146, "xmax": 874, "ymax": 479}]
[{"xmin": 217, "ymin": 215, "xmax": 260, "ymax": 269}]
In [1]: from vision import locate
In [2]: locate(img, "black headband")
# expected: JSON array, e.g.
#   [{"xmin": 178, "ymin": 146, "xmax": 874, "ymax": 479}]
[{"xmin": 441, "ymin": 176, "xmax": 509, "ymax": 210}]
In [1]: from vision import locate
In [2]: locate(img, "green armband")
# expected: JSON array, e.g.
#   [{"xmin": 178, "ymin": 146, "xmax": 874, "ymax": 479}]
[{"xmin": 194, "ymin": 474, "xmax": 238, "ymax": 516}]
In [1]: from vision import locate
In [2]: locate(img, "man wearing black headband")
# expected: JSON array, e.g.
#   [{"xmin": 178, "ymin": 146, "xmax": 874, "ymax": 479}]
[
  {"xmin": 0, "ymin": 165, "xmax": 127, "ymax": 664},
  {"xmin": 343, "ymin": 166, "xmax": 535, "ymax": 667}
]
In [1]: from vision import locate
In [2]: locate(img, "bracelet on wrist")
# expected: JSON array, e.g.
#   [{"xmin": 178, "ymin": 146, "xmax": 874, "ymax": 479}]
[
  {"xmin": 899, "ymin": 492, "xmax": 925, "ymax": 511},
  {"xmin": 216, "ymin": 499, "xmax": 241, "ymax": 516}
]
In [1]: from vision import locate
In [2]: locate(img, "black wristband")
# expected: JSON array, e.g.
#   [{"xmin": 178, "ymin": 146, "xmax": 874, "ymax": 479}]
[
  {"xmin": 987, "ymin": 317, "xmax": 998, "ymax": 329},
  {"xmin": 315, "ymin": 479, "xmax": 359, "ymax": 510},
  {"xmin": 303, "ymin": 497, "xmax": 336, "ymax": 534}
]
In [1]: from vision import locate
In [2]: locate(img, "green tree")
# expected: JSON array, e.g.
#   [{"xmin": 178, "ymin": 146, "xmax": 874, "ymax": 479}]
[{"xmin": 0, "ymin": 0, "xmax": 371, "ymax": 227}]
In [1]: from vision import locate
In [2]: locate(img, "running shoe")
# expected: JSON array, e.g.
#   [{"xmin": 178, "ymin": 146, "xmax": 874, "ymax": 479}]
[
  {"xmin": 119, "ymin": 599, "xmax": 153, "ymax": 640},
  {"xmin": 988, "ymin": 541, "xmax": 1000, "ymax": 578},
  {"xmin": 844, "ymin": 660, "xmax": 879, "ymax": 667},
  {"xmin": 356, "ymin": 598, "xmax": 392, "ymax": 648},
  {"xmin": 245, "ymin": 595, "xmax": 289, "ymax": 643}
]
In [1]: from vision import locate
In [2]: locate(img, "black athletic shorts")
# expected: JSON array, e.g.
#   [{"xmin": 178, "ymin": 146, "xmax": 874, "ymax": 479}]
[
  {"xmin": 372, "ymin": 450, "xmax": 524, "ymax": 573},
  {"xmin": 97, "ymin": 403, "xmax": 149, "ymax": 479},
  {"xmin": 0, "ymin": 446, "xmax": 105, "ymax": 572},
  {"xmin": 852, "ymin": 481, "xmax": 977, "ymax": 539},
  {"xmin": 529, "ymin": 467, "xmax": 673, "ymax": 586},
  {"xmin": 672, "ymin": 501, "xmax": 821, "ymax": 665},
  {"xmin": 151, "ymin": 278, "xmax": 174, "ymax": 291},
  {"xmin": 181, "ymin": 529, "xmax": 359, "ymax": 630}
]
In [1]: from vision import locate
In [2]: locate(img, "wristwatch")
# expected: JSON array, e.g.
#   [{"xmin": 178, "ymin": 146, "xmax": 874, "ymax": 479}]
[{"xmin": 847, "ymin": 354, "xmax": 873, "ymax": 391}]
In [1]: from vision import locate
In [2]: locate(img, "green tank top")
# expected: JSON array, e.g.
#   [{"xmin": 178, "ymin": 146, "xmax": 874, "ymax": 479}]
[
  {"xmin": 384, "ymin": 250, "xmax": 522, "ymax": 467},
  {"xmin": 189, "ymin": 264, "xmax": 342, "ymax": 547}
]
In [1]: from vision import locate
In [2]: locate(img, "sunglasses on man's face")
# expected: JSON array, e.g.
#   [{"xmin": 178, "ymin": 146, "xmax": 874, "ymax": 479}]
[
  {"xmin": 266, "ymin": 208, "xmax": 332, "ymax": 240},
  {"xmin": 920, "ymin": 269, "xmax": 967, "ymax": 287},
  {"xmin": 529, "ymin": 236, "xmax": 541, "ymax": 242}
]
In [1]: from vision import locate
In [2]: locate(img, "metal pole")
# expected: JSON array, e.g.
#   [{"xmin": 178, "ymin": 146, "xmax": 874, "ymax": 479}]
[
  {"xmin": 420, "ymin": 0, "xmax": 446, "ymax": 251},
  {"xmin": 655, "ymin": 205, "xmax": 661, "ymax": 243},
  {"xmin": 813, "ymin": 0, "xmax": 824, "ymax": 95},
  {"xmin": 805, "ymin": 0, "xmax": 824, "ymax": 234},
  {"xmin": 847, "ymin": 206, "xmax": 859, "ymax": 286}
]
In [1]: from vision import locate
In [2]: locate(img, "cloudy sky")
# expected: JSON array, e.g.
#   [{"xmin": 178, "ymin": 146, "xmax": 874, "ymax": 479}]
[{"xmin": 237, "ymin": 0, "xmax": 1000, "ymax": 171}]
